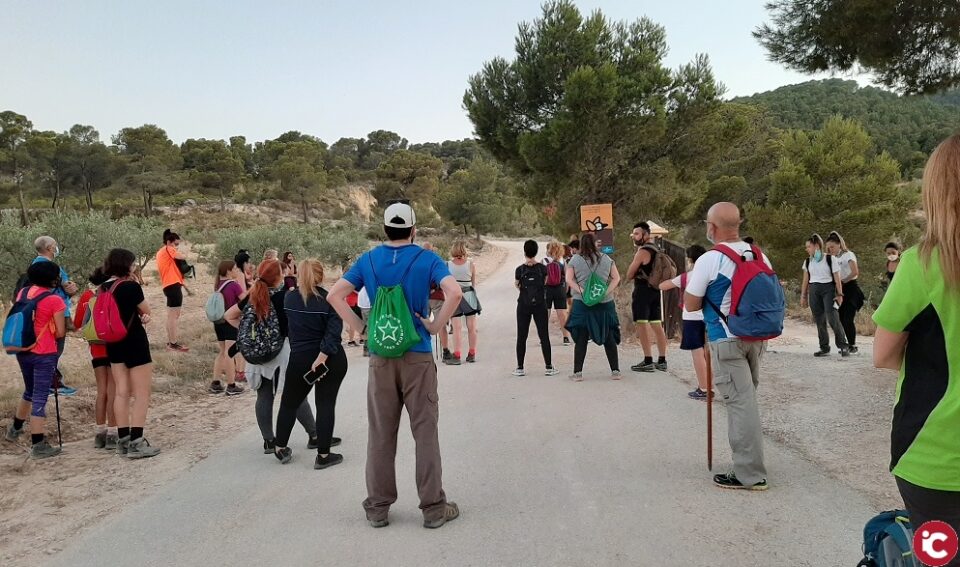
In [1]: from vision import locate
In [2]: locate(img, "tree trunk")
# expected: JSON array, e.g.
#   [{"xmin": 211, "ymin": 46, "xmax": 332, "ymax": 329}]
[
  {"xmin": 51, "ymin": 179, "xmax": 61, "ymax": 210},
  {"xmin": 219, "ymin": 186, "xmax": 226, "ymax": 212},
  {"xmin": 17, "ymin": 180, "xmax": 28, "ymax": 227},
  {"xmin": 301, "ymin": 191, "xmax": 309, "ymax": 223},
  {"xmin": 85, "ymin": 182, "xmax": 94, "ymax": 211}
]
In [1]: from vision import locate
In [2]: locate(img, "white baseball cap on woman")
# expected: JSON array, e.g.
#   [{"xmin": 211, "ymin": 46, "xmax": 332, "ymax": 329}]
[{"xmin": 384, "ymin": 202, "xmax": 416, "ymax": 228}]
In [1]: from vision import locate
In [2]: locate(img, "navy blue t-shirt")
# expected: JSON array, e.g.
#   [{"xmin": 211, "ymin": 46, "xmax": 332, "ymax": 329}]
[{"xmin": 343, "ymin": 244, "xmax": 451, "ymax": 353}]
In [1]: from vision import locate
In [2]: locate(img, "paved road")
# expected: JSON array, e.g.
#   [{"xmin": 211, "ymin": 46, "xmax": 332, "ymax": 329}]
[{"xmin": 50, "ymin": 240, "xmax": 876, "ymax": 566}]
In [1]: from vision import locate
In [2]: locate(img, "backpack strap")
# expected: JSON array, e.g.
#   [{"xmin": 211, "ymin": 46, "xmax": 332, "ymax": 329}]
[
  {"xmin": 216, "ymin": 280, "xmax": 232, "ymax": 294},
  {"xmin": 368, "ymin": 248, "xmax": 426, "ymax": 288}
]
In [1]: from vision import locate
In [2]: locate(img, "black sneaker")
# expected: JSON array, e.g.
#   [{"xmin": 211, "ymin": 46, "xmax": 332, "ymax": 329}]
[
  {"xmin": 562, "ymin": 337, "xmax": 571, "ymax": 346},
  {"xmin": 442, "ymin": 349, "xmax": 452, "ymax": 362},
  {"xmin": 209, "ymin": 380, "xmax": 225, "ymax": 394},
  {"xmin": 308, "ymin": 436, "xmax": 342, "ymax": 450},
  {"xmin": 849, "ymin": 346, "xmax": 859, "ymax": 354},
  {"xmin": 840, "ymin": 348, "xmax": 851, "ymax": 358},
  {"xmin": 655, "ymin": 360, "xmax": 668, "ymax": 372},
  {"xmin": 631, "ymin": 361, "xmax": 655, "ymax": 373},
  {"xmin": 263, "ymin": 439, "xmax": 276, "ymax": 454},
  {"xmin": 225, "ymin": 383, "xmax": 245, "ymax": 396},
  {"xmin": 274, "ymin": 446, "xmax": 293, "ymax": 464},
  {"xmin": 314, "ymin": 453, "xmax": 344, "ymax": 470},
  {"xmin": 813, "ymin": 349, "xmax": 830, "ymax": 357},
  {"xmin": 713, "ymin": 472, "xmax": 768, "ymax": 491},
  {"xmin": 466, "ymin": 353, "xmax": 476, "ymax": 363},
  {"xmin": 347, "ymin": 341, "xmax": 358, "ymax": 347},
  {"xmin": 688, "ymin": 388, "xmax": 708, "ymax": 401},
  {"xmin": 446, "ymin": 357, "xmax": 462, "ymax": 366}
]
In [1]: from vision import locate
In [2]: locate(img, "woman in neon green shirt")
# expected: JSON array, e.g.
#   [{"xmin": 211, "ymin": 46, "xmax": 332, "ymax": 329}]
[{"xmin": 874, "ymin": 134, "xmax": 960, "ymax": 549}]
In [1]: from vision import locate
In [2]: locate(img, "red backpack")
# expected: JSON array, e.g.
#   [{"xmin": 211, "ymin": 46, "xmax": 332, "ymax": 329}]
[
  {"xmin": 92, "ymin": 280, "xmax": 134, "ymax": 343},
  {"xmin": 545, "ymin": 260, "xmax": 564, "ymax": 287}
]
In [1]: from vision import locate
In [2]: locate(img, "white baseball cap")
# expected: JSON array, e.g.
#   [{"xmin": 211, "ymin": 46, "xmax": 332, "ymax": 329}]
[{"xmin": 384, "ymin": 202, "xmax": 416, "ymax": 228}]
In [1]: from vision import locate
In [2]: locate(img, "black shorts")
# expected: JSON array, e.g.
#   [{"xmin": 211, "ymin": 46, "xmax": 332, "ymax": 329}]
[
  {"xmin": 545, "ymin": 286, "xmax": 567, "ymax": 310},
  {"xmin": 91, "ymin": 357, "xmax": 111, "ymax": 369},
  {"xmin": 351, "ymin": 305, "xmax": 362, "ymax": 319},
  {"xmin": 214, "ymin": 322, "xmax": 238, "ymax": 342},
  {"xmin": 680, "ymin": 320, "xmax": 706, "ymax": 351},
  {"xmin": 163, "ymin": 284, "xmax": 184, "ymax": 308},
  {"xmin": 106, "ymin": 327, "xmax": 152, "ymax": 369},
  {"xmin": 632, "ymin": 285, "xmax": 662, "ymax": 323}
]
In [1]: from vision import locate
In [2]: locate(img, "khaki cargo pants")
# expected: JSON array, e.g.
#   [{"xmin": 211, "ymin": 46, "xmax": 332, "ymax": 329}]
[
  {"xmin": 362, "ymin": 352, "xmax": 447, "ymax": 522},
  {"xmin": 710, "ymin": 339, "xmax": 768, "ymax": 486}
]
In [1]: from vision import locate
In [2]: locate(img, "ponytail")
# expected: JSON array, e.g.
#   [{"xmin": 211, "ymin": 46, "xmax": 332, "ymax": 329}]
[{"xmin": 249, "ymin": 260, "xmax": 282, "ymax": 321}]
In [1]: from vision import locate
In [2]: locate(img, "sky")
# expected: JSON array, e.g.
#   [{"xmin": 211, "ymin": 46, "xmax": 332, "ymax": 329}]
[{"xmin": 2, "ymin": 0, "xmax": 848, "ymax": 145}]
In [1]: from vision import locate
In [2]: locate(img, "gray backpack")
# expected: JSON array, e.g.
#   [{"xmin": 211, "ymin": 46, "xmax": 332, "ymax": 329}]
[{"xmin": 205, "ymin": 281, "xmax": 232, "ymax": 323}]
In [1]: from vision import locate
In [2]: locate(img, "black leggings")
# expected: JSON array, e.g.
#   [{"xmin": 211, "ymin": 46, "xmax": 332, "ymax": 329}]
[
  {"xmin": 277, "ymin": 348, "xmax": 347, "ymax": 453},
  {"xmin": 517, "ymin": 303, "xmax": 552, "ymax": 368},
  {"xmin": 897, "ymin": 477, "xmax": 960, "ymax": 566},
  {"xmin": 573, "ymin": 332, "xmax": 619, "ymax": 374},
  {"xmin": 838, "ymin": 280, "xmax": 861, "ymax": 347}
]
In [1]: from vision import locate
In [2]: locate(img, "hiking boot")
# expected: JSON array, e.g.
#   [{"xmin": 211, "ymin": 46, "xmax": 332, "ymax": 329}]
[
  {"xmin": 94, "ymin": 432, "xmax": 107, "ymax": 449},
  {"xmin": 225, "ymin": 383, "xmax": 245, "ymax": 396},
  {"xmin": 369, "ymin": 518, "xmax": 390, "ymax": 529},
  {"xmin": 5, "ymin": 423, "xmax": 24, "ymax": 442},
  {"xmin": 31, "ymin": 441, "xmax": 62, "ymax": 459},
  {"xmin": 611, "ymin": 370, "xmax": 622, "ymax": 380},
  {"xmin": 569, "ymin": 372, "xmax": 583, "ymax": 382},
  {"xmin": 631, "ymin": 361, "xmax": 655, "ymax": 373},
  {"xmin": 512, "ymin": 368, "xmax": 526, "ymax": 377},
  {"xmin": 813, "ymin": 349, "xmax": 830, "ymax": 357},
  {"xmin": 116, "ymin": 436, "xmax": 130, "ymax": 456},
  {"xmin": 688, "ymin": 388, "xmax": 708, "ymax": 401},
  {"xmin": 308, "ymin": 437, "xmax": 342, "ymax": 450},
  {"xmin": 314, "ymin": 453, "xmax": 343, "ymax": 470},
  {"xmin": 655, "ymin": 361, "xmax": 668, "ymax": 372},
  {"xmin": 274, "ymin": 447, "xmax": 293, "ymax": 464},
  {"xmin": 105, "ymin": 434, "xmax": 118, "ymax": 450},
  {"xmin": 466, "ymin": 353, "xmax": 476, "ymax": 363},
  {"xmin": 849, "ymin": 346, "xmax": 859, "ymax": 354},
  {"xmin": 209, "ymin": 380, "xmax": 225, "ymax": 394},
  {"xmin": 126, "ymin": 437, "xmax": 161, "ymax": 459},
  {"xmin": 713, "ymin": 473, "xmax": 768, "ymax": 491},
  {"xmin": 840, "ymin": 348, "xmax": 851, "ymax": 358},
  {"xmin": 545, "ymin": 366, "xmax": 559, "ymax": 377},
  {"xmin": 263, "ymin": 439, "xmax": 276, "ymax": 454},
  {"xmin": 166, "ymin": 343, "xmax": 190, "ymax": 353},
  {"xmin": 423, "ymin": 502, "xmax": 460, "ymax": 529}
]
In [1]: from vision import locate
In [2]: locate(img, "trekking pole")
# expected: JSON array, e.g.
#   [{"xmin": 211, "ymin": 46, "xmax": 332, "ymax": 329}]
[
  {"xmin": 53, "ymin": 379, "xmax": 62, "ymax": 448},
  {"xmin": 705, "ymin": 333, "xmax": 713, "ymax": 472}
]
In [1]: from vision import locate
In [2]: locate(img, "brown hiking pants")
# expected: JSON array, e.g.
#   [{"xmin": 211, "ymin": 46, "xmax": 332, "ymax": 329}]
[{"xmin": 362, "ymin": 352, "xmax": 447, "ymax": 522}]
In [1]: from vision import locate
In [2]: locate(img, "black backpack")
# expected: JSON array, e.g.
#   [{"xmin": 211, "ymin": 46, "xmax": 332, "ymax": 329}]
[{"xmin": 518, "ymin": 264, "xmax": 546, "ymax": 307}]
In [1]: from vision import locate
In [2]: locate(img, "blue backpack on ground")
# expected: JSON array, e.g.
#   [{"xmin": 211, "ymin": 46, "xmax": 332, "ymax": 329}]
[
  {"xmin": 709, "ymin": 244, "xmax": 786, "ymax": 340},
  {"xmin": 3, "ymin": 288, "xmax": 54, "ymax": 354},
  {"xmin": 857, "ymin": 510, "xmax": 919, "ymax": 567}
]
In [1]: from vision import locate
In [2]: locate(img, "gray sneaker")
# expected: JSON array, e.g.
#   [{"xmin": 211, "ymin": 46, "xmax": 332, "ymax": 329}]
[
  {"xmin": 655, "ymin": 361, "xmax": 668, "ymax": 372},
  {"xmin": 5, "ymin": 423, "xmax": 24, "ymax": 442},
  {"xmin": 94, "ymin": 432, "xmax": 107, "ymax": 449},
  {"xmin": 126, "ymin": 437, "xmax": 161, "ymax": 459},
  {"xmin": 423, "ymin": 502, "xmax": 460, "ymax": 529},
  {"xmin": 116, "ymin": 436, "xmax": 130, "ymax": 456},
  {"xmin": 31, "ymin": 441, "xmax": 62, "ymax": 459},
  {"xmin": 105, "ymin": 434, "xmax": 119, "ymax": 450}
]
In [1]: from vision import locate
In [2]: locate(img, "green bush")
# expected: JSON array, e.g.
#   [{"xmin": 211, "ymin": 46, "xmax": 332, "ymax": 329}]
[
  {"xmin": 0, "ymin": 212, "xmax": 166, "ymax": 301},
  {"xmin": 198, "ymin": 223, "xmax": 369, "ymax": 273}
]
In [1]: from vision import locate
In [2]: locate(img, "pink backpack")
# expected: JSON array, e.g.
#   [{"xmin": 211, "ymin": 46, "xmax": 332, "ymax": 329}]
[{"xmin": 92, "ymin": 280, "xmax": 133, "ymax": 343}]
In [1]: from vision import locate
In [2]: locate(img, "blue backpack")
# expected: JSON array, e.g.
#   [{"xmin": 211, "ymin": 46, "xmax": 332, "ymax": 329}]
[
  {"xmin": 857, "ymin": 510, "xmax": 919, "ymax": 567},
  {"xmin": 709, "ymin": 244, "xmax": 786, "ymax": 340},
  {"xmin": 3, "ymin": 288, "xmax": 54, "ymax": 354}
]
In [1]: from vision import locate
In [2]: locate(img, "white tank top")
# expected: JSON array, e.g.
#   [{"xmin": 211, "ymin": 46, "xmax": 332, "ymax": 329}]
[{"xmin": 448, "ymin": 260, "xmax": 473, "ymax": 286}]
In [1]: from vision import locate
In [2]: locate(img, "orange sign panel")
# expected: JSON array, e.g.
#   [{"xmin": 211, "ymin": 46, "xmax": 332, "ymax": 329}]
[{"xmin": 580, "ymin": 204, "xmax": 613, "ymax": 232}]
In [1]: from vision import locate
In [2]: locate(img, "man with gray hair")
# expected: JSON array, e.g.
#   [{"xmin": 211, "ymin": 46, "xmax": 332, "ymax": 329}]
[{"xmin": 31, "ymin": 236, "xmax": 79, "ymax": 396}]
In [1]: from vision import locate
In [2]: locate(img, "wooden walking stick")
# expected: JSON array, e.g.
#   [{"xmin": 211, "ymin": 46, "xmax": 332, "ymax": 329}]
[{"xmin": 705, "ymin": 334, "xmax": 713, "ymax": 472}]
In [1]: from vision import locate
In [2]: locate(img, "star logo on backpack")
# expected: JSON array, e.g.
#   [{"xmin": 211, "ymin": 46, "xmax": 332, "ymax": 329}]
[
  {"xmin": 588, "ymin": 283, "xmax": 605, "ymax": 301},
  {"xmin": 377, "ymin": 317, "xmax": 403, "ymax": 346}
]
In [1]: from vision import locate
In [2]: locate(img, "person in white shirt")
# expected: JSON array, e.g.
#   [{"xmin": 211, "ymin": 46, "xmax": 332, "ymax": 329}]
[
  {"xmin": 825, "ymin": 231, "xmax": 864, "ymax": 354},
  {"xmin": 659, "ymin": 244, "xmax": 711, "ymax": 401},
  {"xmin": 800, "ymin": 233, "xmax": 850, "ymax": 357},
  {"xmin": 358, "ymin": 287, "xmax": 371, "ymax": 357},
  {"xmin": 684, "ymin": 202, "xmax": 770, "ymax": 491}
]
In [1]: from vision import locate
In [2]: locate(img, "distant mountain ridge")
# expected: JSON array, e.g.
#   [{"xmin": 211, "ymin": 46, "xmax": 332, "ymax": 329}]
[{"xmin": 733, "ymin": 79, "xmax": 960, "ymax": 174}]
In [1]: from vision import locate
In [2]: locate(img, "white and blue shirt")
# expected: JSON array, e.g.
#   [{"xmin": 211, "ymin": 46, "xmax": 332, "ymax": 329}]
[{"xmin": 685, "ymin": 242, "xmax": 773, "ymax": 342}]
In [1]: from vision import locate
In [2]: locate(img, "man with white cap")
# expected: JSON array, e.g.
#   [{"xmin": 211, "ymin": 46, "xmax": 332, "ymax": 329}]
[{"xmin": 329, "ymin": 201, "xmax": 464, "ymax": 529}]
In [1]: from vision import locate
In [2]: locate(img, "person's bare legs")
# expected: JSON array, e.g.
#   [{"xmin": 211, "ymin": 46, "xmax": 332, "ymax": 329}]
[
  {"xmin": 466, "ymin": 315, "xmax": 478, "ymax": 355},
  {"xmin": 691, "ymin": 347, "xmax": 708, "ymax": 391},
  {"xmin": 452, "ymin": 316, "xmax": 464, "ymax": 356},
  {"xmin": 214, "ymin": 340, "xmax": 236, "ymax": 386},
  {"xmin": 166, "ymin": 307, "xmax": 181, "ymax": 345},
  {"xmin": 652, "ymin": 323, "xmax": 668, "ymax": 358},
  {"xmin": 637, "ymin": 323, "xmax": 653, "ymax": 358},
  {"xmin": 94, "ymin": 365, "xmax": 110, "ymax": 426},
  {"xmin": 14, "ymin": 400, "xmax": 30, "ymax": 423},
  {"xmin": 555, "ymin": 308, "xmax": 571, "ymax": 340},
  {"xmin": 129, "ymin": 364, "xmax": 153, "ymax": 427},
  {"xmin": 112, "ymin": 364, "xmax": 131, "ymax": 431},
  {"xmin": 105, "ymin": 367, "xmax": 116, "ymax": 427}
]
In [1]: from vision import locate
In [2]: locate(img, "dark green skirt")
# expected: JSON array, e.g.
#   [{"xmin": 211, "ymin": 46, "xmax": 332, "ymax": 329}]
[{"xmin": 565, "ymin": 300, "xmax": 621, "ymax": 346}]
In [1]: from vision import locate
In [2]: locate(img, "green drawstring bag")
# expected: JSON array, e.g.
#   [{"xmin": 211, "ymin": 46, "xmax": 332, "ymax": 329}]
[
  {"xmin": 581, "ymin": 264, "xmax": 609, "ymax": 307},
  {"xmin": 367, "ymin": 249, "xmax": 425, "ymax": 358}
]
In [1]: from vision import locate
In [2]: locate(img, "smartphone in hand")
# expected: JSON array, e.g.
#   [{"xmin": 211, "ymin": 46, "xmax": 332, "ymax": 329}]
[{"xmin": 303, "ymin": 363, "xmax": 330, "ymax": 386}]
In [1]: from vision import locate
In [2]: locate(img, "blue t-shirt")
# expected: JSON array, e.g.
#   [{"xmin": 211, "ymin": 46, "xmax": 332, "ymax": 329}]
[
  {"xmin": 32, "ymin": 256, "xmax": 71, "ymax": 317},
  {"xmin": 343, "ymin": 244, "xmax": 451, "ymax": 353}
]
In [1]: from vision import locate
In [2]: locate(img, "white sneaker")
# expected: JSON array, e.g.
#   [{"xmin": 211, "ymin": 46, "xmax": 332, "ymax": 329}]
[
  {"xmin": 545, "ymin": 367, "xmax": 559, "ymax": 376},
  {"xmin": 512, "ymin": 368, "xmax": 526, "ymax": 377}
]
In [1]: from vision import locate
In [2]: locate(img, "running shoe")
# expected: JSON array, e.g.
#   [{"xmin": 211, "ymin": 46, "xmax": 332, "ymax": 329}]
[
  {"xmin": 225, "ymin": 383, "xmax": 245, "ymax": 396},
  {"xmin": 545, "ymin": 367, "xmax": 559, "ymax": 376},
  {"xmin": 713, "ymin": 472, "xmax": 768, "ymax": 491},
  {"xmin": 31, "ymin": 441, "xmax": 62, "ymax": 459},
  {"xmin": 631, "ymin": 361, "xmax": 655, "ymax": 373},
  {"xmin": 512, "ymin": 368, "xmax": 526, "ymax": 377},
  {"xmin": 209, "ymin": 380, "xmax": 225, "ymax": 394},
  {"xmin": 314, "ymin": 453, "xmax": 344, "ymax": 470},
  {"xmin": 688, "ymin": 388, "xmax": 708, "ymax": 401},
  {"xmin": 655, "ymin": 361, "xmax": 668, "ymax": 372}
]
